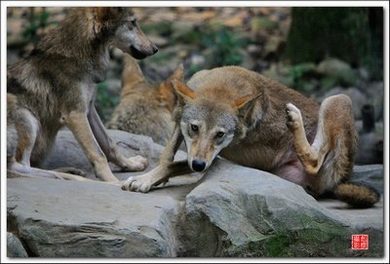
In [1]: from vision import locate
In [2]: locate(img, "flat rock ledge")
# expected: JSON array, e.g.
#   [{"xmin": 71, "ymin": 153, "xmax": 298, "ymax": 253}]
[{"xmin": 7, "ymin": 130, "xmax": 384, "ymax": 257}]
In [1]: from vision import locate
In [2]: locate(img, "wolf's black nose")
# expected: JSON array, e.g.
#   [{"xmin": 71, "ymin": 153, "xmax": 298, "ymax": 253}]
[
  {"xmin": 192, "ymin": 160, "xmax": 206, "ymax": 172},
  {"xmin": 152, "ymin": 45, "xmax": 158, "ymax": 54}
]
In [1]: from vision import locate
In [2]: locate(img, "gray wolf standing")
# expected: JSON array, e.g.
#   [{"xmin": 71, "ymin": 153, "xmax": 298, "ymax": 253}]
[{"xmin": 7, "ymin": 7, "xmax": 158, "ymax": 181}]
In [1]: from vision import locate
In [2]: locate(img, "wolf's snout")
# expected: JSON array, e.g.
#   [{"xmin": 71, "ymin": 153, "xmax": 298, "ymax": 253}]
[
  {"xmin": 129, "ymin": 45, "xmax": 148, "ymax": 59},
  {"xmin": 192, "ymin": 160, "xmax": 206, "ymax": 172},
  {"xmin": 129, "ymin": 44, "xmax": 158, "ymax": 60},
  {"xmin": 151, "ymin": 44, "xmax": 158, "ymax": 54}
]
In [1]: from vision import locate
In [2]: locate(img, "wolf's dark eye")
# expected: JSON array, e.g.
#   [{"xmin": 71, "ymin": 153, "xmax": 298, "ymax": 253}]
[
  {"xmin": 216, "ymin": 131, "xmax": 225, "ymax": 138},
  {"xmin": 191, "ymin": 124, "xmax": 199, "ymax": 132},
  {"xmin": 131, "ymin": 18, "xmax": 137, "ymax": 26}
]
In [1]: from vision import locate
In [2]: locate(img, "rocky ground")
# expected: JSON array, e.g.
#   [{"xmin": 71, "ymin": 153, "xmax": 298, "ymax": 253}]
[{"xmin": 7, "ymin": 130, "xmax": 384, "ymax": 258}]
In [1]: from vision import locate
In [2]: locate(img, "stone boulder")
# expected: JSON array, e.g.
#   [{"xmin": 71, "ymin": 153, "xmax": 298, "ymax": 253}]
[
  {"xmin": 365, "ymin": 81, "xmax": 384, "ymax": 121},
  {"xmin": 41, "ymin": 129, "xmax": 184, "ymax": 179},
  {"xmin": 7, "ymin": 130, "xmax": 384, "ymax": 258},
  {"xmin": 316, "ymin": 58, "xmax": 357, "ymax": 86},
  {"xmin": 180, "ymin": 159, "xmax": 383, "ymax": 257},
  {"xmin": 7, "ymin": 178, "xmax": 180, "ymax": 257},
  {"xmin": 7, "ymin": 233, "xmax": 28, "ymax": 257},
  {"xmin": 351, "ymin": 164, "xmax": 384, "ymax": 194},
  {"xmin": 355, "ymin": 120, "xmax": 383, "ymax": 165}
]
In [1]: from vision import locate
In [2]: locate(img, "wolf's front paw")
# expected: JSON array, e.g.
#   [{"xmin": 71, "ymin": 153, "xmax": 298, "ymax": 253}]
[
  {"xmin": 121, "ymin": 155, "xmax": 149, "ymax": 172},
  {"xmin": 286, "ymin": 103, "xmax": 303, "ymax": 131},
  {"xmin": 121, "ymin": 175, "xmax": 153, "ymax": 193}
]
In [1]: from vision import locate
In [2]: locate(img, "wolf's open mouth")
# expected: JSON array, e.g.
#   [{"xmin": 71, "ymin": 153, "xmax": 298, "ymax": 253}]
[{"xmin": 129, "ymin": 46, "xmax": 148, "ymax": 60}]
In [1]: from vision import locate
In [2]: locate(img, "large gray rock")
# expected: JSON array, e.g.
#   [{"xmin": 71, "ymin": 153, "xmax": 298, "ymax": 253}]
[
  {"xmin": 7, "ymin": 130, "xmax": 384, "ymax": 257},
  {"xmin": 316, "ymin": 58, "xmax": 357, "ymax": 86},
  {"xmin": 355, "ymin": 121, "xmax": 383, "ymax": 165},
  {"xmin": 365, "ymin": 81, "xmax": 384, "ymax": 121},
  {"xmin": 181, "ymin": 159, "xmax": 383, "ymax": 257},
  {"xmin": 351, "ymin": 164, "xmax": 384, "ymax": 194},
  {"xmin": 7, "ymin": 232, "xmax": 28, "ymax": 257},
  {"xmin": 41, "ymin": 129, "xmax": 177, "ymax": 179},
  {"xmin": 7, "ymin": 178, "xmax": 180, "ymax": 257}
]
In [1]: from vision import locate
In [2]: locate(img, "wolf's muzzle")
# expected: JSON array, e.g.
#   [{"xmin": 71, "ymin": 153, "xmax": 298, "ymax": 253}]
[
  {"xmin": 129, "ymin": 45, "xmax": 158, "ymax": 59},
  {"xmin": 192, "ymin": 159, "xmax": 206, "ymax": 172}
]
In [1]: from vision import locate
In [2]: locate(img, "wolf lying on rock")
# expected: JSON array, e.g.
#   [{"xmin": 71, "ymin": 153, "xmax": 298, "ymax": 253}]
[{"xmin": 122, "ymin": 66, "xmax": 379, "ymax": 208}]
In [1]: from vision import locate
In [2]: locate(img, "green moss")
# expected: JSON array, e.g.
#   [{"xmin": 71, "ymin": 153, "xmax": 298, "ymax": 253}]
[{"xmin": 264, "ymin": 234, "xmax": 292, "ymax": 257}]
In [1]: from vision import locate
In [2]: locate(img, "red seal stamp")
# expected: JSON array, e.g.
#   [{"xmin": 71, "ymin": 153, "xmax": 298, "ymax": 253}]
[{"xmin": 351, "ymin": 234, "xmax": 369, "ymax": 250}]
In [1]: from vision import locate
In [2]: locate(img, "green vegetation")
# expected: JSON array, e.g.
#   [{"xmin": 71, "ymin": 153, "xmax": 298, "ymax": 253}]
[
  {"xmin": 144, "ymin": 20, "xmax": 248, "ymax": 67},
  {"xmin": 22, "ymin": 8, "xmax": 56, "ymax": 45},
  {"xmin": 141, "ymin": 21, "xmax": 173, "ymax": 37},
  {"xmin": 8, "ymin": 7, "xmax": 383, "ymax": 122},
  {"xmin": 263, "ymin": 58, "xmax": 360, "ymax": 95},
  {"xmin": 201, "ymin": 26, "xmax": 248, "ymax": 67}
]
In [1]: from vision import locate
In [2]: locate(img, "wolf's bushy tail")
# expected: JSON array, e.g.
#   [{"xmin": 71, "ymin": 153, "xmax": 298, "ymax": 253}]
[{"xmin": 334, "ymin": 182, "xmax": 380, "ymax": 208}]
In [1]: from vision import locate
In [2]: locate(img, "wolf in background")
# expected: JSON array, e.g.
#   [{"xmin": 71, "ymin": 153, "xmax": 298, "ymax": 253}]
[{"xmin": 107, "ymin": 54, "xmax": 182, "ymax": 145}]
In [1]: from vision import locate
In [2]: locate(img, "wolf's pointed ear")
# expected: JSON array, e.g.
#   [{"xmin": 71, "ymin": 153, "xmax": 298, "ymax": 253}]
[
  {"xmin": 158, "ymin": 64, "xmax": 185, "ymax": 111},
  {"xmin": 234, "ymin": 95, "xmax": 254, "ymax": 110},
  {"xmin": 94, "ymin": 7, "xmax": 125, "ymax": 20},
  {"xmin": 233, "ymin": 92, "xmax": 262, "ymax": 110},
  {"xmin": 171, "ymin": 79, "xmax": 196, "ymax": 103},
  {"xmin": 92, "ymin": 7, "xmax": 126, "ymax": 33},
  {"xmin": 234, "ymin": 92, "xmax": 265, "ymax": 130},
  {"xmin": 169, "ymin": 64, "xmax": 184, "ymax": 81}
]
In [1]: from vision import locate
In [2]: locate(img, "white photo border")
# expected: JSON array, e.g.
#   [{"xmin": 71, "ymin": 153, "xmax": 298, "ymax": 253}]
[{"xmin": 1, "ymin": 1, "xmax": 388, "ymax": 263}]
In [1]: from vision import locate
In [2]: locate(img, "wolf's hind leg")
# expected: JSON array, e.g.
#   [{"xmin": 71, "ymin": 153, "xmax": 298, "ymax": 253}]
[
  {"xmin": 8, "ymin": 162, "xmax": 92, "ymax": 181},
  {"xmin": 8, "ymin": 108, "xmax": 90, "ymax": 181},
  {"xmin": 286, "ymin": 103, "xmax": 326, "ymax": 175},
  {"xmin": 14, "ymin": 108, "xmax": 38, "ymax": 166},
  {"xmin": 286, "ymin": 95, "xmax": 354, "ymax": 176}
]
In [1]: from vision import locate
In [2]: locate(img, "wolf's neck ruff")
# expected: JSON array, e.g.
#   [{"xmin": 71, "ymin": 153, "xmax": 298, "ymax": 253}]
[{"xmin": 35, "ymin": 9, "xmax": 112, "ymax": 75}]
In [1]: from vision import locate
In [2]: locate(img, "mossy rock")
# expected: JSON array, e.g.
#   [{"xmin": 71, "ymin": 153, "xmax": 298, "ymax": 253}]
[{"xmin": 317, "ymin": 58, "xmax": 358, "ymax": 86}]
